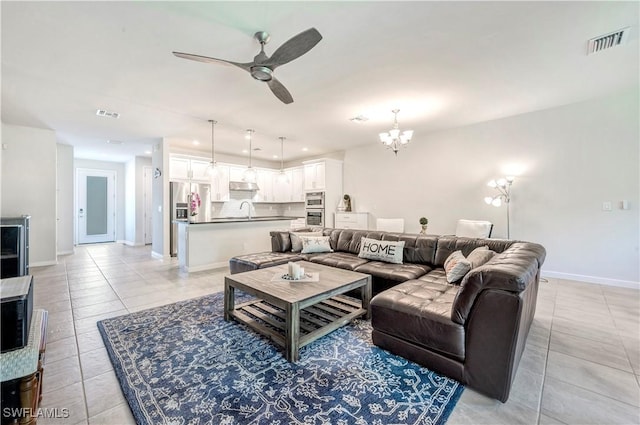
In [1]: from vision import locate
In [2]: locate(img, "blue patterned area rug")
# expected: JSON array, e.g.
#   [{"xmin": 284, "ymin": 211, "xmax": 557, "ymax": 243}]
[{"xmin": 98, "ymin": 292, "xmax": 464, "ymax": 425}]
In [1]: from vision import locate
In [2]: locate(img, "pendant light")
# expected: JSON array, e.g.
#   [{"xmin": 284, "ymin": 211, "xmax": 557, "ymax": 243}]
[
  {"xmin": 205, "ymin": 119, "xmax": 218, "ymax": 177},
  {"xmin": 276, "ymin": 136, "xmax": 289, "ymax": 183},
  {"xmin": 242, "ymin": 129, "xmax": 257, "ymax": 183}
]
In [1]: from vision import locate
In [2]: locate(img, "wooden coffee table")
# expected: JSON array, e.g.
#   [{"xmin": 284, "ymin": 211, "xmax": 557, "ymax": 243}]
[{"xmin": 224, "ymin": 261, "xmax": 372, "ymax": 362}]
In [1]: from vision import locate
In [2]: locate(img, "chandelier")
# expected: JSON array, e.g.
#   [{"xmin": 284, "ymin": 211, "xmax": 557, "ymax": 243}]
[
  {"xmin": 205, "ymin": 119, "xmax": 217, "ymax": 177},
  {"xmin": 379, "ymin": 109, "xmax": 413, "ymax": 155},
  {"xmin": 242, "ymin": 129, "xmax": 257, "ymax": 183}
]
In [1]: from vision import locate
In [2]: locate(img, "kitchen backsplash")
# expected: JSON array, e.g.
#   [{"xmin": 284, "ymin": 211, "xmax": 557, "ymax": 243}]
[{"xmin": 211, "ymin": 199, "xmax": 305, "ymax": 218}]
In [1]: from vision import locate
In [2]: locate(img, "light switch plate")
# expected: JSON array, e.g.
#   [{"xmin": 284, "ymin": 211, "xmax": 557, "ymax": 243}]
[{"xmin": 602, "ymin": 201, "xmax": 612, "ymax": 211}]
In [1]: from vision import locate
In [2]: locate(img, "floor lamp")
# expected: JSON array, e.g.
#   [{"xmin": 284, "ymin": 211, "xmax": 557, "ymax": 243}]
[{"xmin": 484, "ymin": 176, "xmax": 514, "ymax": 239}]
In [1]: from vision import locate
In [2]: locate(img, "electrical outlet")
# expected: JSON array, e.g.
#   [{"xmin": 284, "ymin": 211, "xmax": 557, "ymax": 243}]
[{"xmin": 602, "ymin": 201, "xmax": 612, "ymax": 211}]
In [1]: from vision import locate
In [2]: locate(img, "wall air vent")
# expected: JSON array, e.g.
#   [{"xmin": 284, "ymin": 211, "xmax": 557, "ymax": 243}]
[
  {"xmin": 96, "ymin": 109, "xmax": 120, "ymax": 119},
  {"xmin": 587, "ymin": 27, "xmax": 630, "ymax": 55}
]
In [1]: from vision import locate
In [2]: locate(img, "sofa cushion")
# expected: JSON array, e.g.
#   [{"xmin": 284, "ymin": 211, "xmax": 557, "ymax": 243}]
[
  {"xmin": 229, "ymin": 252, "xmax": 303, "ymax": 274},
  {"xmin": 358, "ymin": 237, "xmax": 405, "ymax": 264},
  {"xmin": 371, "ymin": 278, "xmax": 464, "ymax": 361},
  {"xmin": 451, "ymin": 242, "xmax": 547, "ymax": 325},
  {"xmin": 444, "ymin": 251, "xmax": 472, "ymax": 283},
  {"xmin": 355, "ymin": 261, "xmax": 431, "ymax": 282},
  {"xmin": 329, "ymin": 229, "xmax": 385, "ymax": 255},
  {"xmin": 434, "ymin": 236, "xmax": 514, "ymax": 267},
  {"xmin": 307, "ymin": 252, "xmax": 370, "ymax": 271}
]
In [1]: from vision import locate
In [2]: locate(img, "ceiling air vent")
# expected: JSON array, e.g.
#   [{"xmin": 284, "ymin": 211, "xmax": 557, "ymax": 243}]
[
  {"xmin": 96, "ymin": 109, "xmax": 120, "ymax": 119},
  {"xmin": 587, "ymin": 27, "xmax": 630, "ymax": 55}
]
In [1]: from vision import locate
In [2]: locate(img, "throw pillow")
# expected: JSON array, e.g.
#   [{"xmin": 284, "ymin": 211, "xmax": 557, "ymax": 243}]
[
  {"xmin": 290, "ymin": 231, "xmax": 323, "ymax": 252},
  {"xmin": 300, "ymin": 236, "xmax": 333, "ymax": 254},
  {"xmin": 467, "ymin": 246, "xmax": 496, "ymax": 268},
  {"xmin": 358, "ymin": 237, "xmax": 405, "ymax": 264},
  {"xmin": 444, "ymin": 250, "xmax": 472, "ymax": 283}
]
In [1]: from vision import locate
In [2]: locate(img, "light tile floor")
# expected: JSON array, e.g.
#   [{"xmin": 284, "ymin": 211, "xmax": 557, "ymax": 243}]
[{"xmin": 30, "ymin": 244, "xmax": 640, "ymax": 424}]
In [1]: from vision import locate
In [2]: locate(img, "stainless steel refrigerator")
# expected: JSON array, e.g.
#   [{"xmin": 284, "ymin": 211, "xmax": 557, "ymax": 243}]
[{"xmin": 170, "ymin": 182, "xmax": 211, "ymax": 257}]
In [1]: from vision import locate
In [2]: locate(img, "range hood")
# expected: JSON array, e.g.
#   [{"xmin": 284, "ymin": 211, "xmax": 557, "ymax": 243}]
[{"xmin": 229, "ymin": 181, "xmax": 260, "ymax": 191}]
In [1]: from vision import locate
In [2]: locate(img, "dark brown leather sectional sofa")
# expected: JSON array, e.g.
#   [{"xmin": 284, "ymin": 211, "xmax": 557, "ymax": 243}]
[{"xmin": 229, "ymin": 228, "xmax": 546, "ymax": 402}]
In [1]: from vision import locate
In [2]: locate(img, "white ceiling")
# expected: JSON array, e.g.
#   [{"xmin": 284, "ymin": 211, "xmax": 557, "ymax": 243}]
[{"xmin": 2, "ymin": 1, "xmax": 638, "ymax": 163}]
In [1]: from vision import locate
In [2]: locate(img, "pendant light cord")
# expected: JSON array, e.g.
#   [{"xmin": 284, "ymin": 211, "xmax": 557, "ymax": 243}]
[{"xmin": 208, "ymin": 119, "xmax": 217, "ymax": 164}]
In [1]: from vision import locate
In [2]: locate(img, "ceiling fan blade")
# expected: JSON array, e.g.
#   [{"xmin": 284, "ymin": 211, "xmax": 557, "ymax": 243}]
[
  {"xmin": 263, "ymin": 28, "xmax": 322, "ymax": 68},
  {"xmin": 267, "ymin": 77, "xmax": 294, "ymax": 104},
  {"xmin": 173, "ymin": 51, "xmax": 251, "ymax": 72}
]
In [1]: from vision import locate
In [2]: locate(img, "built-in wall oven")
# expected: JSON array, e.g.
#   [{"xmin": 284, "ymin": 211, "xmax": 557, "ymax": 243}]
[
  {"xmin": 305, "ymin": 191, "xmax": 325, "ymax": 227},
  {"xmin": 305, "ymin": 209, "xmax": 325, "ymax": 227}
]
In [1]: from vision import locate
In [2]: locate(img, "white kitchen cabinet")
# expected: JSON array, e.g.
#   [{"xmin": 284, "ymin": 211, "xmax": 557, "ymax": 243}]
[
  {"xmin": 335, "ymin": 212, "xmax": 369, "ymax": 230},
  {"xmin": 304, "ymin": 162, "xmax": 326, "ymax": 191},
  {"xmin": 190, "ymin": 159, "xmax": 212, "ymax": 182},
  {"xmin": 229, "ymin": 166, "xmax": 246, "ymax": 182},
  {"xmin": 169, "ymin": 156, "xmax": 191, "ymax": 181},
  {"xmin": 211, "ymin": 165, "xmax": 230, "ymax": 201},
  {"xmin": 291, "ymin": 167, "xmax": 305, "ymax": 201},
  {"xmin": 303, "ymin": 159, "xmax": 343, "ymax": 227},
  {"xmin": 169, "ymin": 155, "xmax": 211, "ymax": 183},
  {"xmin": 255, "ymin": 169, "xmax": 275, "ymax": 202},
  {"xmin": 273, "ymin": 170, "xmax": 293, "ymax": 202}
]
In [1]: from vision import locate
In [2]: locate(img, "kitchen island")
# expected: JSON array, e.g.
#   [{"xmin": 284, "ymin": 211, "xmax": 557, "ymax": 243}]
[{"xmin": 176, "ymin": 216, "xmax": 302, "ymax": 272}]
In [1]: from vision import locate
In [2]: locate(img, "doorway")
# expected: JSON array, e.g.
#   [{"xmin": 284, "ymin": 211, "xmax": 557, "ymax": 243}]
[{"xmin": 77, "ymin": 168, "xmax": 115, "ymax": 244}]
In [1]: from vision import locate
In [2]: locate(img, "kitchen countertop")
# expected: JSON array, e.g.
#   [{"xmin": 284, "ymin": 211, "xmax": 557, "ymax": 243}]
[{"xmin": 174, "ymin": 216, "xmax": 303, "ymax": 225}]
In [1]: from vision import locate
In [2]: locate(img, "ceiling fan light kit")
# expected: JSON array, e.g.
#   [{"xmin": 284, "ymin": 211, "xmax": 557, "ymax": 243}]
[{"xmin": 173, "ymin": 28, "xmax": 322, "ymax": 104}]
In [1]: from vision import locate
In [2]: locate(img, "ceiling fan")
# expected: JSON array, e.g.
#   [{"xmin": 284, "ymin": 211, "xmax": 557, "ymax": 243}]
[{"xmin": 173, "ymin": 28, "xmax": 322, "ymax": 104}]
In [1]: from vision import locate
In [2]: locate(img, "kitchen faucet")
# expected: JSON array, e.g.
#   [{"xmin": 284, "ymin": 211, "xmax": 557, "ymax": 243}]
[{"xmin": 240, "ymin": 200, "xmax": 253, "ymax": 220}]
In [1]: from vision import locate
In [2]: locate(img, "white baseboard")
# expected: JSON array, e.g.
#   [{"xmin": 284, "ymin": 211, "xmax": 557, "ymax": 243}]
[
  {"xmin": 122, "ymin": 240, "xmax": 145, "ymax": 247},
  {"xmin": 30, "ymin": 260, "xmax": 58, "ymax": 267},
  {"xmin": 57, "ymin": 250, "xmax": 75, "ymax": 256},
  {"xmin": 542, "ymin": 270, "xmax": 639, "ymax": 289},
  {"xmin": 184, "ymin": 261, "xmax": 229, "ymax": 273},
  {"xmin": 151, "ymin": 251, "xmax": 167, "ymax": 260}
]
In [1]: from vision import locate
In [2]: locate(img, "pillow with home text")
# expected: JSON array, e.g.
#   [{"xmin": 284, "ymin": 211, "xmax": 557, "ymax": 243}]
[{"xmin": 358, "ymin": 237, "xmax": 405, "ymax": 264}]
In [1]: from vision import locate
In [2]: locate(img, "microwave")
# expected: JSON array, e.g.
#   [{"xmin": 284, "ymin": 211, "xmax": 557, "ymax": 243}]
[{"xmin": 305, "ymin": 191, "xmax": 325, "ymax": 209}]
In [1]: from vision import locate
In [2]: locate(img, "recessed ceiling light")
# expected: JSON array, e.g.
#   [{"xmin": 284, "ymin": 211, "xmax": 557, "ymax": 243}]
[
  {"xmin": 96, "ymin": 109, "xmax": 120, "ymax": 119},
  {"xmin": 144, "ymin": 150, "xmax": 152, "ymax": 155},
  {"xmin": 273, "ymin": 155, "xmax": 278, "ymax": 159},
  {"xmin": 242, "ymin": 149, "xmax": 248, "ymax": 154},
  {"xmin": 192, "ymin": 140, "xmax": 200, "ymax": 145},
  {"xmin": 349, "ymin": 115, "xmax": 369, "ymax": 123},
  {"xmin": 106, "ymin": 140, "xmax": 124, "ymax": 145},
  {"xmin": 302, "ymin": 147, "xmax": 308, "ymax": 152}
]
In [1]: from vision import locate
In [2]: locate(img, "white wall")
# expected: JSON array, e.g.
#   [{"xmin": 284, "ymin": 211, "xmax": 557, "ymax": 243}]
[
  {"xmin": 124, "ymin": 156, "xmax": 152, "ymax": 246},
  {"xmin": 74, "ymin": 159, "xmax": 126, "ymax": 243},
  {"xmin": 1, "ymin": 123, "xmax": 57, "ymax": 266},
  {"xmin": 124, "ymin": 159, "xmax": 136, "ymax": 244},
  {"xmin": 152, "ymin": 139, "xmax": 170, "ymax": 258},
  {"xmin": 343, "ymin": 90, "xmax": 639, "ymax": 286},
  {"xmin": 56, "ymin": 144, "xmax": 74, "ymax": 255}
]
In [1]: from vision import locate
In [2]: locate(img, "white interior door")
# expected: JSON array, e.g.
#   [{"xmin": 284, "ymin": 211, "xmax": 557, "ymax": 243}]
[
  {"xmin": 143, "ymin": 166, "xmax": 153, "ymax": 245},
  {"xmin": 77, "ymin": 168, "xmax": 115, "ymax": 244}
]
